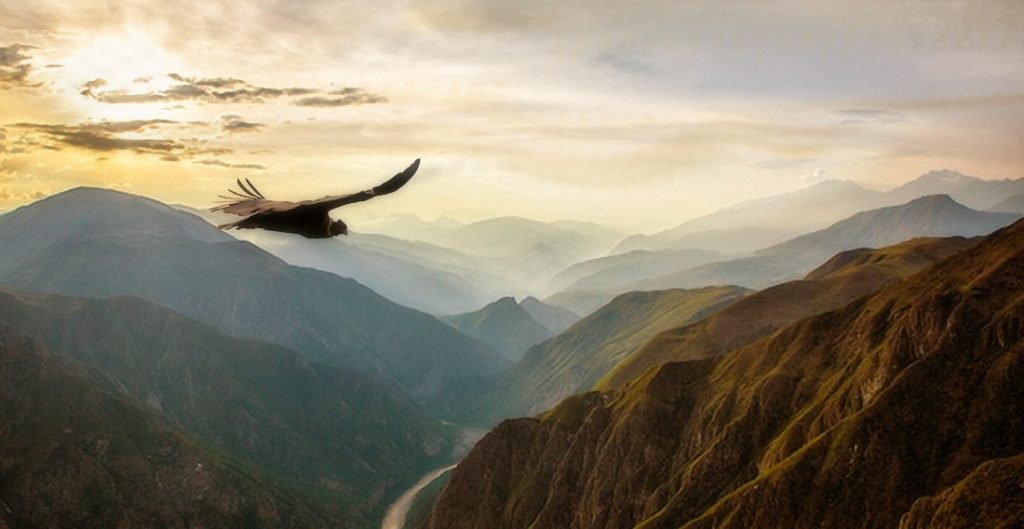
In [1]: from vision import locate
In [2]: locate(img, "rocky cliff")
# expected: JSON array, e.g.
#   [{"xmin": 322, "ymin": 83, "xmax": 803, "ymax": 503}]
[{"xmin": 423, "ymin": 219, "xmax": 1024, "ymax": 529}]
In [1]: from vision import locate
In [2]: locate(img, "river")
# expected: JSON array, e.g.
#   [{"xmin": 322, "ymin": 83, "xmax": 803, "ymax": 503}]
[
  {"xmin": 380, "ymin": 426, "xmax": 486, "ymax": 529},
  {"xmin": 379, "ymin": 464, "xmax": 457, "ymax": 529}
]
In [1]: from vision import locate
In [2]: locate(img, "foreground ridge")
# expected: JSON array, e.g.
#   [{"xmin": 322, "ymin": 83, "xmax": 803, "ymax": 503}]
[{"xmin": 424, "ymin": 219, "xmax": 1024, "ymax": 529}]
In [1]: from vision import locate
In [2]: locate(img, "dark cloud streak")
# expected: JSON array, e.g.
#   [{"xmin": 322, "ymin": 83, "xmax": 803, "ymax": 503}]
[
  {"xmin": 293, "ymin": 87, "xmax": 387, "ymax": 107},
  {"xmin": 0, "ymin": 43, "xmax": 35, "ymax": 88},
  {"xmin": 81, "ymin": 73, "xmax": 353, "ymax": 106},
  {"xmin": 9, "ymin": 120, "xmax": 236, "ymax": 162}
]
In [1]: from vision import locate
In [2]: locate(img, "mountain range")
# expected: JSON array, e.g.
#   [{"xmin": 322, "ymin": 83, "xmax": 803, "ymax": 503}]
[
  {"xmin": 614, "ymin": 170, "xmax": 1024, "ymax": 255},
  {"xmin": 423, "ymin": 216, "xmax": 1024, "ymax": 529},
  {"xmin": 599, "ymin": 235, "xmax": 978, "ymax": 388},
  {"xmin": 435, "ymin": 286, "xmax": 750, "ymax": 425},
  {"xmin": 518, "ymin": 296, "xmax": 580, "ymax": 334},
  {"xmin": 548, "ymin": 194, "xmax": 1019, "ymax": 312},
  {"xmin": 441, "ymin": 297, "xmax": 554, "ymax": 361},
  {"xmin": 0, "ymin": 288, "xmax": 454, "ymax": 526},
  {"xmin": 0, "ymin": 323, "xmax": 347, "ymax": 528},
  {"xmin": 0, "ymin": 188, "xmax": 506, "ymax": 402}
]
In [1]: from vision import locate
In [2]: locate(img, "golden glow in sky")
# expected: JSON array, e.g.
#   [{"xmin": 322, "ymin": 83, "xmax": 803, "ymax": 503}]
[{"xmin": 1, "ymin": 1, "xmax": 1022, "ymax": 231}]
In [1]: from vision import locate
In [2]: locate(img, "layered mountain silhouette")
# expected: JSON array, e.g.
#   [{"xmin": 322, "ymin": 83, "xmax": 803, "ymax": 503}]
[
  {"xmin": 546, "ymin": 248, "xmax": 726, "ymax": 314},
  {"xmin": 393, "ymin": 216, "xmax": 624, "ymax": 294},
  {"xmin": 423, "ymin": 217, "xmax": 1024, "ymax": 529},
  {"xmin": 886, "ymin": 169, "xmax": 1024, "ymax": 210},
  {"xmin": 441, "ymin": 297, "xmax": 554, "ymax": 361},
  {"xmin": 614, "ymin": 170, "xmax": 1024, "ymax": 255},
  {"xmin": 0, "ymin": 188, "xmax": 507, "ymax": 401},
  {"xmin": 615, "ymin": 179, "xmax": 883, "ymax": 253},
  {"xmin": 990, "ymin": 193, "xmax": 1024, "ymax": 214},
  {"xmin": 0, "ymin": 288, "xmax": 453, "ymax": 526},
  {"xmin": 551, "ymin": 195, "xmax": 1019, "ymax": 310},
  {"xmin": 518, "ymin": 296, "xmax": 579, "ymax": 334},
  {"xmin": 0, "ymin": 324, "xmax": 346, "ymax": 528},
  {"xmin": 192, "ymin": 204, "xmax": 509, "ymax": 315}
]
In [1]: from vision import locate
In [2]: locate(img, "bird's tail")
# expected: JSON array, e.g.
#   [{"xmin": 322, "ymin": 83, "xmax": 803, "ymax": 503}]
[{"xmin": 217, "ymin": 221, "xmax": 242, "ymax": 230}]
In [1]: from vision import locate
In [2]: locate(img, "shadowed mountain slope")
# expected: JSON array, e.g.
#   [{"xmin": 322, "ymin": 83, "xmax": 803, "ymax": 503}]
[
  {"xmin": 600, "ymin": 236, "xmax": 978, "ymax": 388},
  {"xmin": 423, "ymin": 217, "xmax": 1024, "ymax": 529},
  {"xmin": 441, "ymin": 297, "xmax": 553, "ymax": 361},
  {"xmin": 0, "ymin": 325, "xmax": 346, "ymax": 528},
  {"xmin": 0, "ymin": 188, "xmax": 506, "ymax": 400},
  {"xmin": 0, "ymin": 288, "xmax": 454, "ymax": 526}
]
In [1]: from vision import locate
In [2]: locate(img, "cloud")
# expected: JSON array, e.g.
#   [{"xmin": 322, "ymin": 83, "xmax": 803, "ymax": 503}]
[
  {"xmin": 9, "ymin": 120, "xmax": 230, "ymax": 159},
  {"xmin": 81, "ymin": 73, "xmax": 328, "ymax": 105},
  {"xmin": 835, "ymin": 108, "xmax": 905, "ymax": 125},
  {"xmin": 194, "ymin": 158, "xmax": 265, "ymax": 170},
  {"xmin": 0, "ymin": 43, "xmax": 35, "ymax": 88},
  {"xmin": 800, "ymin": 167, "xmax": 829, "ymax": 183},
  {"xmin": 594, "ymin": 48, "xmax": 656, "ymax": 76},
  {"xmin": 0, "ymin": 187, "xmax": 46, "ymax": 202},
  {"xmin": 292, "ymin": 87, "xmax": 388, "ymax": 107},
  {"xmin": 221, "ymin": 114, "xmax": 265, "ymax": 133}
]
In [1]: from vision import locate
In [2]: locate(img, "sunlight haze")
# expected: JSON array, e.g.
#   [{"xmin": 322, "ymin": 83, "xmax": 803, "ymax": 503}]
[{"xmin": 1, "ymin": 0, "xmax": 1022, "ymax": 231}]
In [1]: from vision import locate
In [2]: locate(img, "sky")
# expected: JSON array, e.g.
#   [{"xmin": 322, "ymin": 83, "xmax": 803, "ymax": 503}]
[{"xmin": 1, "ymin": 0, "xmax": 1022, "ymax": 231}]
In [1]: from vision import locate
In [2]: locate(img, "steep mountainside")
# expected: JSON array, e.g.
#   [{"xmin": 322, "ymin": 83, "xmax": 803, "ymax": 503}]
[
  {"xmin": 441, "ymin": 286, "xmax": 749, "ymax": 425},
  {"xmin": 0, "ymin": 288, "xmax": 453, "ymax": 526},
  {"xmin": 0, "ymin": 188, "xmax": 506, "ymax": 400},
  {"xmin": 614, "ymin": 179, "xmax": 883, "ymax": 253},
  {"xmin": 424, "ymin": 218, "xmax": 1024, "ymax": 529},
  {"xmin": 600, "ymin": 236, "xmax": 978, "ymax": 388},
  {"xmin": 0, "ymin": 325, "xmax": 344, "ymax": 528},
  {"xmin": 518, "ymin": 296, "xmax": 580, "ymax": 334},
  {"xmin": 442, "ymin": 298, "xmax": 552, "ymax": 361},
  {"xmin": 619, "ymin": 195, "xmax": 1018, "ymax": 292}
]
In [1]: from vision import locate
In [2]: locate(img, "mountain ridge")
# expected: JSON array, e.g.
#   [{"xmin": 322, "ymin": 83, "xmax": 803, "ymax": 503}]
[
  {"xmin": 0, "ymin": 187, "xmax": 507, "ymax": 402},
  {"xmin": 422, "ymin": 216, "xmax": 1024, "ymax": 529}
]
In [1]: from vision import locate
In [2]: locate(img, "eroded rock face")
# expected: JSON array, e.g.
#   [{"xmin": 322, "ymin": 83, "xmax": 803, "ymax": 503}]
[{"xmin": 424, "ymin": 220, "xmax": 1024, "ymax": 529}]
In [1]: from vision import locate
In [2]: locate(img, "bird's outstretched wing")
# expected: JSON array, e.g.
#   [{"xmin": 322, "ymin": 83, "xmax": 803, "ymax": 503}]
[
  {"xmin": 304, "ymin": 158, "xmax": 420, "ymax": 212},
  {"xmin": 210, "ymin": 177, "xmax": 298, "ymax": 216},
  {"xmin": 210, "ymin": 159, "xmax": 420, "ymax": 217}
]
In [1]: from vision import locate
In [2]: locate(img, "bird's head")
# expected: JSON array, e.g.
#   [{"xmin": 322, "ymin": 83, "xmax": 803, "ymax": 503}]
[{"xmin": 329, "ymin": 219, "xmax": 349, "ymax": 237}]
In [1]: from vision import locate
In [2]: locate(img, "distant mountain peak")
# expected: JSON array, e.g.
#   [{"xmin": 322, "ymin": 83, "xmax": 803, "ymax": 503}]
[
  {"xmin": 921, "ymin": 169, "xmax": 975, "ymax": 183},
  {"xmin": 904, "ymin": 193, "xmax": 961, "ymax": 207},
  {"xmin": 442, "ymin": 296, "xmax": 553, "ymax": 361}
]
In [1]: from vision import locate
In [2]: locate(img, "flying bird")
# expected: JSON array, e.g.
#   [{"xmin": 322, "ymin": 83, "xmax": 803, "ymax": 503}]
[{"xmin": 212, "ymin": 159, "xmax": 420, "ymax": 239}]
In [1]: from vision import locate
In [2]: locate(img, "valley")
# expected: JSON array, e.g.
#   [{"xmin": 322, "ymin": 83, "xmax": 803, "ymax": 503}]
[{"xmin": 1, "ymin": 170, "xmax": 1022, "ymax": 528}]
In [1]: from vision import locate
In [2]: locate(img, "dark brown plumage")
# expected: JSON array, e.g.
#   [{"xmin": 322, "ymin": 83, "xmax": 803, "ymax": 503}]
[{"xmin": 211, "ymin": 158, "xmax": 419, "ymax": 239}]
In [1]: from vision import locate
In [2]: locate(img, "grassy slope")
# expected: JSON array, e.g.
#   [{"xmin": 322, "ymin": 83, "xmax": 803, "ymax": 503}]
[
  {"xmin": 599, "ymin": 236, "xmax": 978, "ymax": 388},
  {"xmin": 424, "ymin": 219, "xmax": 1024, "ymax": 529},
  {"xmin": 463, "ymin": 286, "xmax": 750, "ymax": 424}
]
